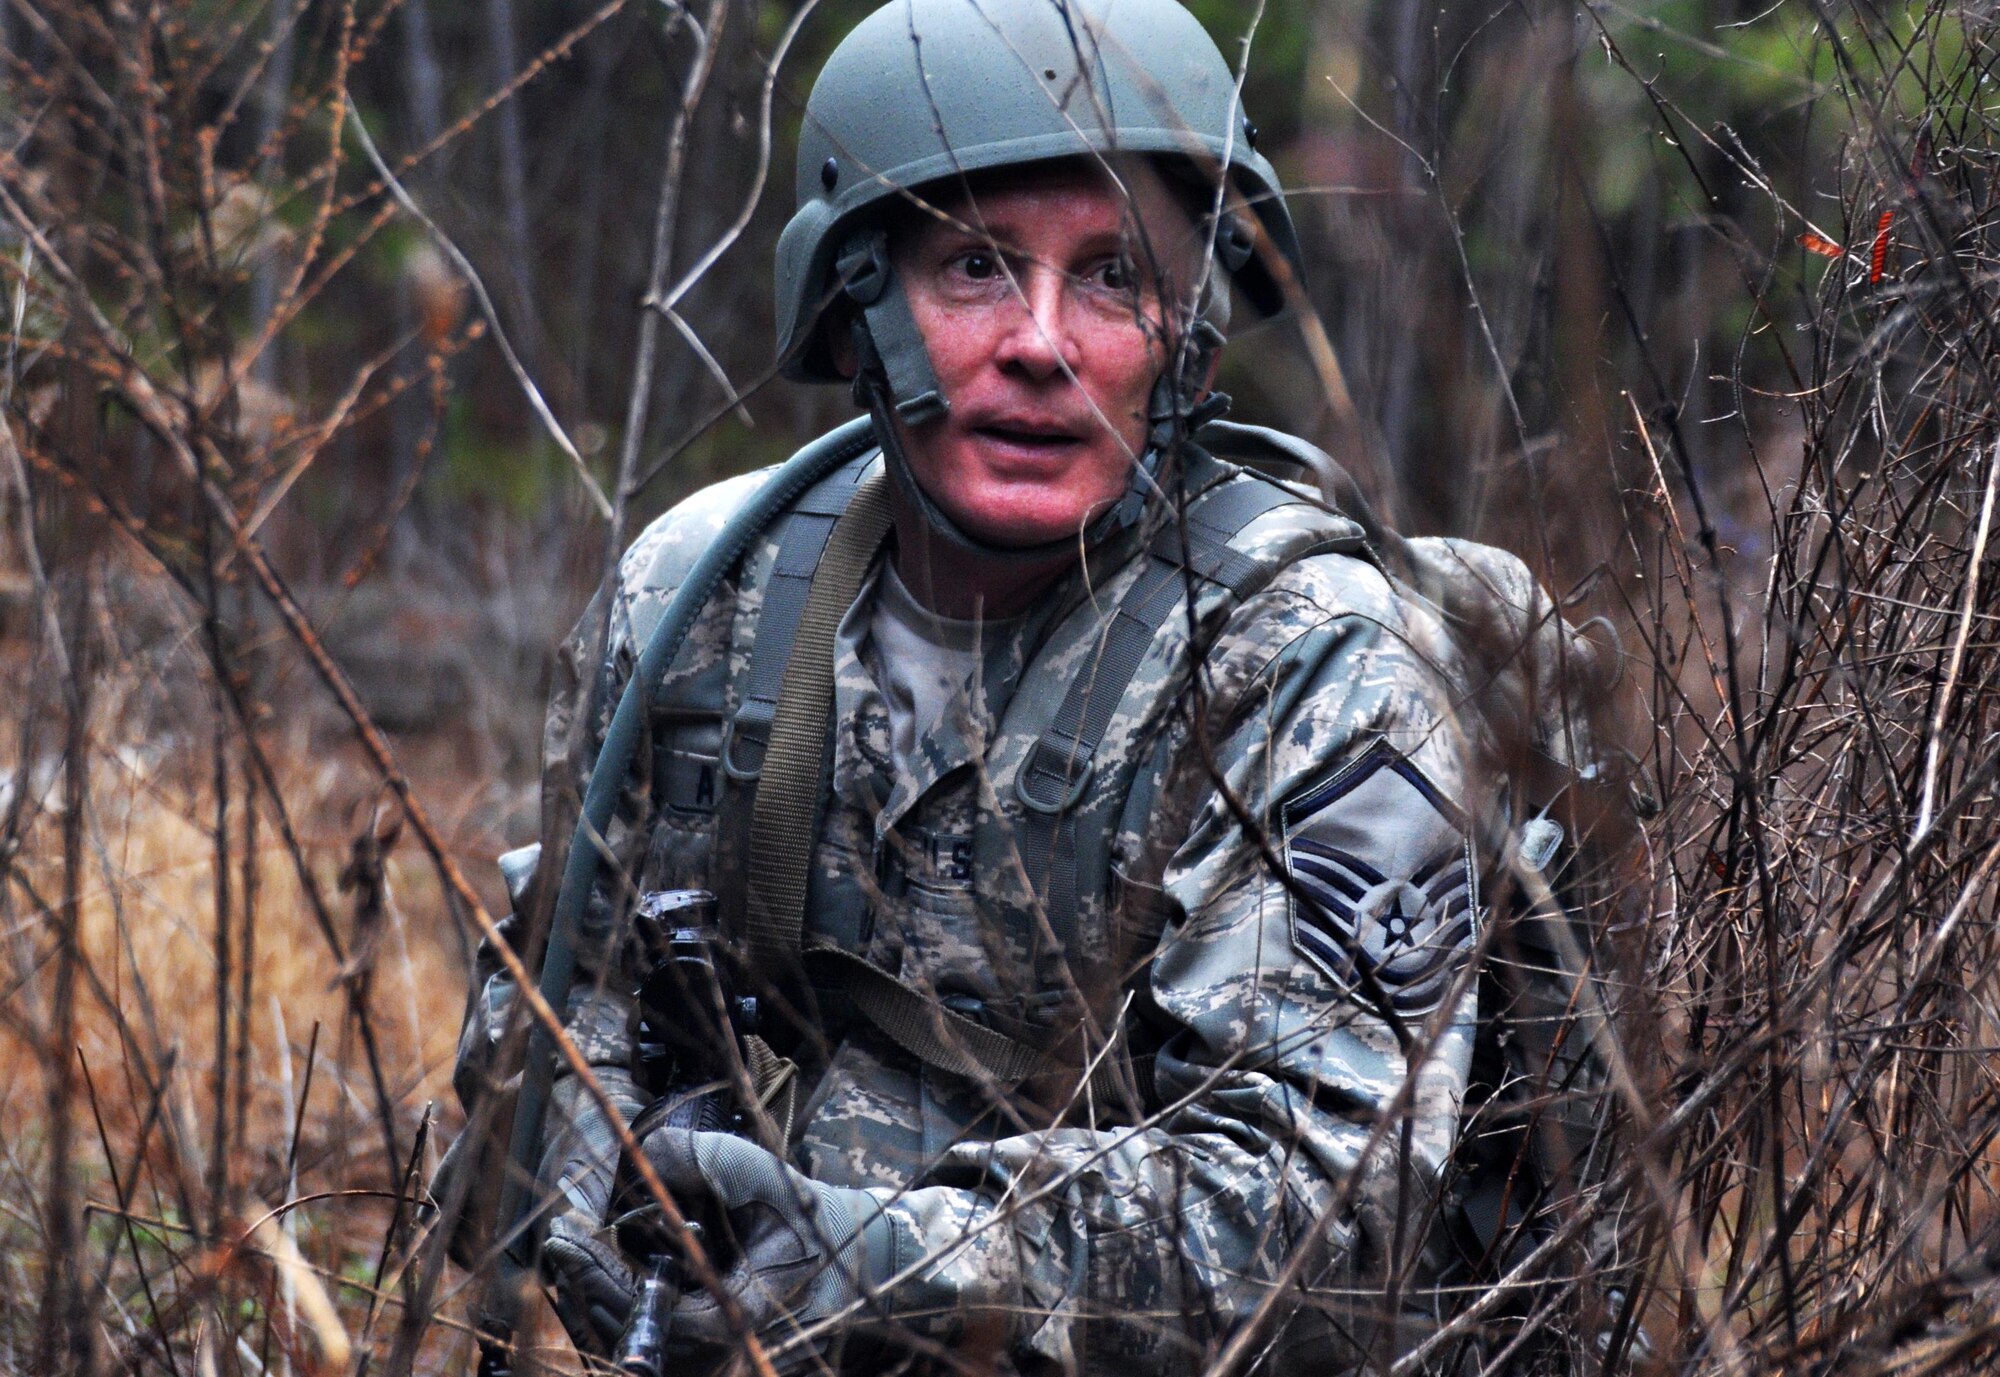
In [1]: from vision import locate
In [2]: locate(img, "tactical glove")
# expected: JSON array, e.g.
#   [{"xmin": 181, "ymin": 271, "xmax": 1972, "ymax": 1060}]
[
  {"xmin": 535, "ymin": 1068, "xmax": 646, "ymax": 1355},
  {"xmin": 637, "ymin": 1127, "xmax": 894, "ymax": 1366}
]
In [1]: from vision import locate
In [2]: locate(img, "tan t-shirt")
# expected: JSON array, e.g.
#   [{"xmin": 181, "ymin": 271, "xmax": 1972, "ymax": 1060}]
[{"xmin": 860, "ymin": 560, "xmax": 1017, "ymax": 784}]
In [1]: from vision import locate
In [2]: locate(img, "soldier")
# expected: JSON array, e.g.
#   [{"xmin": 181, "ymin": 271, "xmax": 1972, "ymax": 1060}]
[{"xmin": 442, "ymin": 0, "xmax": 1621, "ymax": 1372}]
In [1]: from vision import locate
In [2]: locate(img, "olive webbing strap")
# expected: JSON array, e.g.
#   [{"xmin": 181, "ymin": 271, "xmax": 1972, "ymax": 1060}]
[
  {"xmin": 743, "ymin": 472, "xmax": 895, "ymax": 969},
  {"xmin": 1012, "ymin": 478, "xmax": 1311, "ymax": 960},
  {"xmin": 802, "ymin": 943, "xmax": 1132, "ymax": 1103},
  {"xmin": 717, "ymin": 458, "xmax": 874, "ymax": 938}
]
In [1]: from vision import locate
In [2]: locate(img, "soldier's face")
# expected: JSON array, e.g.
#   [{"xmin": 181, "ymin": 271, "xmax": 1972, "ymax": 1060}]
[{"xmin": 888, "ymin": 164, "xmax": 1205, "ymax": 548}]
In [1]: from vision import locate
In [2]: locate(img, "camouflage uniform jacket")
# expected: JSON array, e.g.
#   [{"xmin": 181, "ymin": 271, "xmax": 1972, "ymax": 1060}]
[{"xmin": 452, "ymin": 435, "xmax": 1565, "ymax": 1374}]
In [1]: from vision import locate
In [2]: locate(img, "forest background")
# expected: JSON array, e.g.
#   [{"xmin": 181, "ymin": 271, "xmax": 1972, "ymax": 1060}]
[{"xmin": 6, "ymin": 0, "xmax": 2000, "ymax": 1373}]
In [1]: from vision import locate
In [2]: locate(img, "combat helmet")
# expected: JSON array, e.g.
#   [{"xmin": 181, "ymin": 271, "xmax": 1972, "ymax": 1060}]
[{"xmin": 775, "ymin": 0, "xmax": 1307, "ymax": 555}]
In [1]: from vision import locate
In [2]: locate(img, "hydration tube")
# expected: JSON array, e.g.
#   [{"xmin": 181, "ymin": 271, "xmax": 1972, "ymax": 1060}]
[{"xmin": 493, "ymin": 414, "xmax": 880, "ymax": 1267}]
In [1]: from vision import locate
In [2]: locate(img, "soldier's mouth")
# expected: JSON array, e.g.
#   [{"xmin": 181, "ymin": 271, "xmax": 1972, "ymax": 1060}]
[{"xmin": 972, "ymin": 424, "xmax": 1084, "ymax": 453}]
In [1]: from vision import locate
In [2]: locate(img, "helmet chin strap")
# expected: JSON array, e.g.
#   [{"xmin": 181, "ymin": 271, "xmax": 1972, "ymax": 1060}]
[
  {"xmin": 838, "ymin": 230, "xmax": 1231, "ymax": 566},
  {"xmin": 837, "ymin": 230, "xmax": 948, "ymax": 427}
]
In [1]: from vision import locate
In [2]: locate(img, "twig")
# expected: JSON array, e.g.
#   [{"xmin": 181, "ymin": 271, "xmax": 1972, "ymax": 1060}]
[
  {"xmin": 605, "ymin": 0, "xmax": 727, "ymax": 574},
  {"xmin": 343, "ymin": 96, "xmax": 612, "ymax": 520},
  {"xmin": 1913, "ymin": 439, "xmax": 1998, "ymax": 840}
]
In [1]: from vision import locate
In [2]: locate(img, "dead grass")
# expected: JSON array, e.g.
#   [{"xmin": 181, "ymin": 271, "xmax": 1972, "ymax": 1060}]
[{"xmin": 0, "ymin": 620, "xmax": 502, "ymax": 1374}]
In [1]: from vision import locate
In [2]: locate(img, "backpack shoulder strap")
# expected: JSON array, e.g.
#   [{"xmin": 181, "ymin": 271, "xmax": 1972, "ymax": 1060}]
[
  {"xmin": 741, "ymin": 471, "xmax": 894, "ymax": 969},
  {"xmin": 719, "ymin": 455, "xmax": 878, "ymax": 781},
  {"xmin": 1011, "ymin": 464, "xmax": 1353, "ymax": 959},
  {"xmin": 713, "ymin": 452, "xmax": 878, "ymax": 945}
]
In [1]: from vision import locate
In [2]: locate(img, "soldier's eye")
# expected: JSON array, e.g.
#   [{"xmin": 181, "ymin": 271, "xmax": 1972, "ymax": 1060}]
[
  {"xmin": 956, "ymin": 251, "xmax": 1001, "ymax": 281},
  {"xmin": 1091, "ymin": 256, "xmax": 1138, "ymax": 292}
]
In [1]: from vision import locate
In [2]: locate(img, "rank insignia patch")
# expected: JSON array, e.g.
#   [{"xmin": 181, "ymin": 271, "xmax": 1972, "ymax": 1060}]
[{"xmin": 1281, "ymin": 741, "xmax": 1477, "ymax": 1016}]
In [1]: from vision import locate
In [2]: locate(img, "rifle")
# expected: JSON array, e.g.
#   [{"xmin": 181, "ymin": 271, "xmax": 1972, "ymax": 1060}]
[
  {"xmin": 608, "ymin": 887, "xmax": 757, "ymax": 1376},
  {"xmin": 475, "ymin": 420, "xmax": 879, "ymax": 1377}
]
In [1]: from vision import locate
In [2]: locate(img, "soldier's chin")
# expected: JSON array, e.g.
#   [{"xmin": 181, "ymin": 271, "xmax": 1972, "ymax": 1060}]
[
  {"xmin": 917, "ymin": 472, "xmax": 1121, "ymax": 551},
  {"xmin": 946, "ymin": 489, "xmax": 1107, "ymax": 550}
]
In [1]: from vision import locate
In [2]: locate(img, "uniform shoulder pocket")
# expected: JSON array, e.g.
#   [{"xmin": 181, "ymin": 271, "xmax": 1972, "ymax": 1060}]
[{"xmin": 654, "ymin": 716, "xmax": 723, "ymax": 816}]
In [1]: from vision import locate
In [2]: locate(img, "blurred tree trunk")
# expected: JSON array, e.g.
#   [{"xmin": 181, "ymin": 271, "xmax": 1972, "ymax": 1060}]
[
  {"xmin": 249, "ymin": 0, "xmax": 294, "ymax": 390},
  {"xmin": 485, "ymin": 0, "xmax": 537, "ymax": 344},
  {"xmin": 1372, "ymin": 0, "xmax": 1433, "ymax": 510},
  {"xmin": 392, "ymin": 0, "xmax": 450, "ymax": 568},
  {"xmin": 402, "ymin": 0, "xmax": 447, "ymax": 161},
  {"xmin": 569, "ymin": 25, "xmax": 625, "ymax": 418}
]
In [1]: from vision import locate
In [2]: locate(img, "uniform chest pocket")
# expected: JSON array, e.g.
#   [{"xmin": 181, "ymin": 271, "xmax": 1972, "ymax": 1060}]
[
  {"xmin": 895, "ymin": 824, "xmax": 976, "ymax": 895},
  {"xmin": 653, "ymin": 717, "xmax": 723, "ymax": 816},
  {"xmin": 890, "ymin": 829, "xmax": 1041, "ymax": 992}
]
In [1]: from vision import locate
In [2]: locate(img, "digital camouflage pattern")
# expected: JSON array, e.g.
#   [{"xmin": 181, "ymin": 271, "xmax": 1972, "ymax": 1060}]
[{"xmin": 448, "ymin": 434, "xmax": 1608, "ymax": 1373}]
